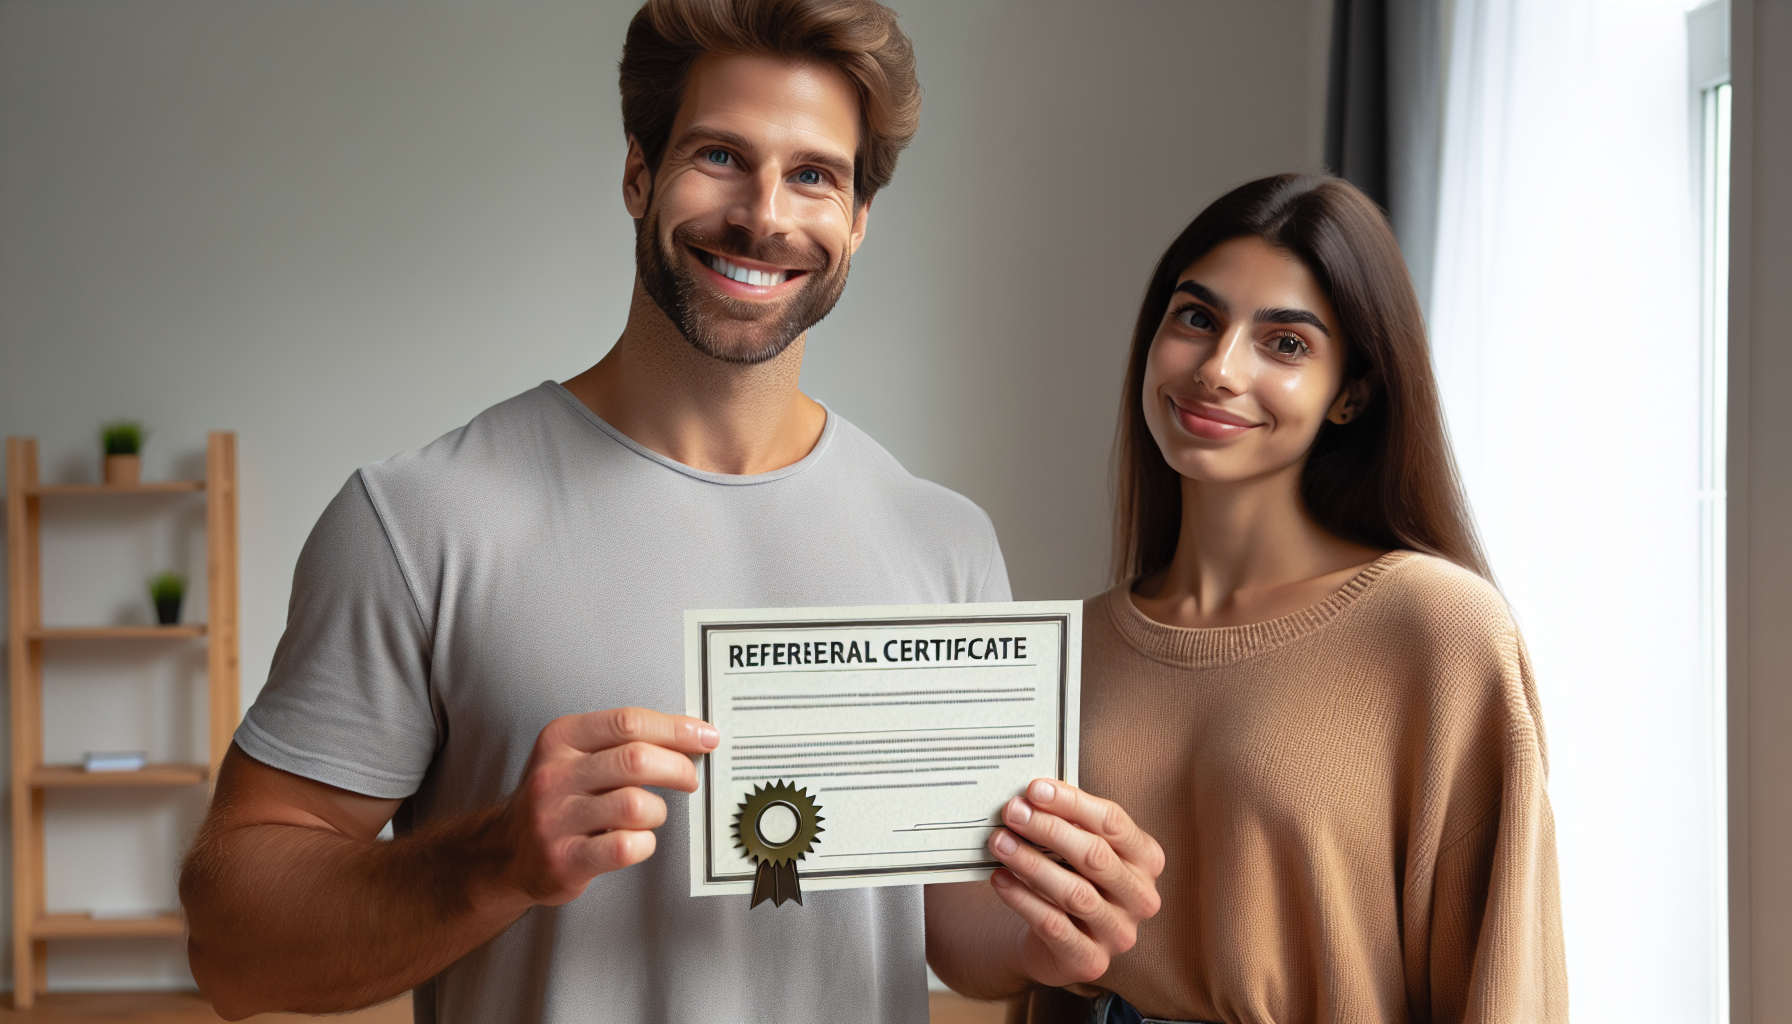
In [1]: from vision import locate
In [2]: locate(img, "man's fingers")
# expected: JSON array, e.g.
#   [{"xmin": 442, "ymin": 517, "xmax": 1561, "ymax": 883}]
[
  {"xmin": 555, "ymin": 786, "xmax": 667, "ymax": 836},
  {"xmin": 987, "ymin": 869, "xmax": 1106, "ymax": 985},
  {"xmin": 565, "ymin": 828, "xmax": 657, "ymax": 877},
  {"xmin": 988, "ymin": 827, "xmax": 1127, "ymax": 944},
  {"xmin": 1017, "ymin": 780, "xmax": 1165, "ymax": 878},
  {"xmin": 547, "ymin": 707, "xmax": 719, "ymax": 756},
  {"xmin": 568, "ymin": 741, "xmax": 701, "ymax": 794}
]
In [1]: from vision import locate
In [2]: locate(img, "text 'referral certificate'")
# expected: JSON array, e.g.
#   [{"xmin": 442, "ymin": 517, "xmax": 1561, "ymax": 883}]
[{"xmin": 685, "ymin": 601, "xmax": 1081, "ymax": 898}]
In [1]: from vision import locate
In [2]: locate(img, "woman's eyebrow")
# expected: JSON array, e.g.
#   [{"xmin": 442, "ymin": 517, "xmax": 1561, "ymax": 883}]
[
  {"xmin": 1255, "ymin": 307, "xmax": 1332, "ymax": 337},
  {"xmin": 1172, "ymin": 280, "xmax": 1226, "ymax": 311}
]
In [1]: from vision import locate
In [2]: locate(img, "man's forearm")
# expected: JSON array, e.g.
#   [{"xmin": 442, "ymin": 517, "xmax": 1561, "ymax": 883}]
[
  {"xmin": 181, "ymin": 805, "xmax": 531, "ymax": 1019},
  {"xmin": 924, "ymin": 881, "xmax": 1031, "ymax": 1001}
]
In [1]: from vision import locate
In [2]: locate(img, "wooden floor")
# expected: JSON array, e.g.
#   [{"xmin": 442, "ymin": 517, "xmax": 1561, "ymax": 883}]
[
  {"xmin": 0, "ymin": 990, "xmax": 1008, "ymax": 1023},
  {"xmin": 0, "ymin": 991, "xmax": 409, "ymax": 1022}
]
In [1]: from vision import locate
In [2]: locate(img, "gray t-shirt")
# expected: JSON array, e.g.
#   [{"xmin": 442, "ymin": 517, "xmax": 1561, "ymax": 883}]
[{"xmin": 236, "ymin": 382, "xmax": 1012, "ymax": 1024}]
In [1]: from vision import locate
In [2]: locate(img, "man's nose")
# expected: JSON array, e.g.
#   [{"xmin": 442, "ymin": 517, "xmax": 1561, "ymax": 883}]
[{"xmin": 728, "ymin": 166, "xmax": 794, "ymax": 239}]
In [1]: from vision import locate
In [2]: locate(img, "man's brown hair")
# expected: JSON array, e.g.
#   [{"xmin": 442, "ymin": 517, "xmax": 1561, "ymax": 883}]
[{"xmin": 619, "ymin": 0, "xmax": 920, "ymax": 205}]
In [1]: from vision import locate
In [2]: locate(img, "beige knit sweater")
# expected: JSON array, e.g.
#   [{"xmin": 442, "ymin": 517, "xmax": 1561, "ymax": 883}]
[{"xmin": 1028, "ymin": 551, "xmax": 1567, "ymax": 1024}]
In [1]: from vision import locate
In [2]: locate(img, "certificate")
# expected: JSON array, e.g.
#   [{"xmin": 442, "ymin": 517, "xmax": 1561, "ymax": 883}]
[{"xmin": 685, "ymin": 601, "xmax": 1080, "ymax": 902}]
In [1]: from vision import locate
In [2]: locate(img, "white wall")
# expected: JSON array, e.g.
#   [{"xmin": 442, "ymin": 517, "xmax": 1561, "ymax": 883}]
[{"xmin": 0, "ymin": 0, "xmax": 1330, "ymax": 991}]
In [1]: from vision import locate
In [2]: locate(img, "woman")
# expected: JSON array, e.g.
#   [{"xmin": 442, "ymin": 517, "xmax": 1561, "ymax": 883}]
[{"xmin": 927, "ymin": 174, "xmax": 1567, "ymax": 1023}]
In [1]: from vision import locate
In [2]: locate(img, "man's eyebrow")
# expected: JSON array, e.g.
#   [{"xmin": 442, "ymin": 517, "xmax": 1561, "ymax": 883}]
[
  {"xmin": 676, "ymin": 125, "xmax": 757, "ymax": 155},
  {"xmin": 1172, "ymin": 280, "xmax": 1226, "ymax": 312},
  {"xmin": 1254, "ymin": 307, "xmax": 1333, "ymax": 337}
]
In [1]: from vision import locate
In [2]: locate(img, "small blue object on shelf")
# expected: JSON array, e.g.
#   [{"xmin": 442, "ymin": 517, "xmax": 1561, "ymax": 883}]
[{"xmin": 83, "ymin": 751, "xmax": 148, "ymax": 773}]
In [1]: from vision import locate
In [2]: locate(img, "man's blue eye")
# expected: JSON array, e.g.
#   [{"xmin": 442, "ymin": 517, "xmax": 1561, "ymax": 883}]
[
  {"xmin": 796, "ymin": 169, "xmax": 822, "ymax": 185},
  {"xmin": 706, "ymin": 150, "xmax": 730, "ymax": 165}
]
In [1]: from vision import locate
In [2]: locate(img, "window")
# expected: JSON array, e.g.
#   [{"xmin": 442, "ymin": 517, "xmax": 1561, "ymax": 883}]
[{"xmin": 1688, "ymin": 1, "xmax": 1731, "ymax": 1017}]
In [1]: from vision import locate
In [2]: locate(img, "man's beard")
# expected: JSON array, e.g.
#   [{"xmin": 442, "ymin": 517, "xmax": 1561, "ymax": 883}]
[{"xmin": 636, "ymin": 209, "xmax": 851, "ymax": 365}]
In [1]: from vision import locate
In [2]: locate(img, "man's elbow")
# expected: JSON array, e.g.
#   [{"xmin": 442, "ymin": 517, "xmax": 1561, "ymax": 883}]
[
  {"xmin": 185, "ymin": 929, "xmax": 267, "ymax": 1021},
  {"xmin": 180, "ymin": 843, "xmax": 261, "ymax": 1019}
]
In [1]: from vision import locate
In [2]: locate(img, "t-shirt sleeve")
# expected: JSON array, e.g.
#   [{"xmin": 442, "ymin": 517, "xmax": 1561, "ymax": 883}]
[
  {"xmin": 233, "ymin": 470, "xmax": 437, "ymax": 799},
  {"xmin": 974, "ymin": 515, "xmax": 1013, "ymax": 603}
]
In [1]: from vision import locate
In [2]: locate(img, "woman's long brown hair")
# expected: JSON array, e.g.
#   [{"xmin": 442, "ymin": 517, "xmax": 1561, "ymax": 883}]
[{"xmin": 1113, "ymin": 173, "xmax": 1491, "ymax": 582}]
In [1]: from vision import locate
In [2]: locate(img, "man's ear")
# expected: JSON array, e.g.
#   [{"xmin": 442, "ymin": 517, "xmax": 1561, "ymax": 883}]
[
  {"xmin": 1326, "ymin": 376, "xmax": 1375, "ymax": 425},
  {"xmin": 623, "ymin": 136, "xmax": 654, "ymax": 219},
  {"xmin": 847, "ymin": 195, "xmax": 873, "ymax": 258}
]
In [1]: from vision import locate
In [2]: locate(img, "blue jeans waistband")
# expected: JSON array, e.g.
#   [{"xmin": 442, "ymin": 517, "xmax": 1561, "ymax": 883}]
[{"xmin": 1090, "ymin": 991, "xmax": 1218, "ymax": 1024}]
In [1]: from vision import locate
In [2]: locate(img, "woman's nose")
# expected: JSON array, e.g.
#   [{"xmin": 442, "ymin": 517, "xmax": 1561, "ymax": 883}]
[{"xmin": 1196, "ymin": 328, "xmax": 1250, "ymax": 393}]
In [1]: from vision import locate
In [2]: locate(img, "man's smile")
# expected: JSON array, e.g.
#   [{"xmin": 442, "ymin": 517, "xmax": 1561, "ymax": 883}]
[{"xmin": 691, "ymin": 246, "xmax": 809, "ymax": 295}]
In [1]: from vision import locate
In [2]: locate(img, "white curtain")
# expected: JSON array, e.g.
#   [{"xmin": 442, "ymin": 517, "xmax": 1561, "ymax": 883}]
[{"xmin": 1429, "ymin": 2, "xmax": 1714, "ymax": 1021}]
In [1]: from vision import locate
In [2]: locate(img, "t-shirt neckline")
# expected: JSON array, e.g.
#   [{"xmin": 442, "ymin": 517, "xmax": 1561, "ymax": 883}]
[
  {"xmin": 543, "ymin": 380, "xmax": 836, "ymax": 486},
  {"xmin": 1107, "ymin": 550, "xmax": 1414, "ymax": 668}
]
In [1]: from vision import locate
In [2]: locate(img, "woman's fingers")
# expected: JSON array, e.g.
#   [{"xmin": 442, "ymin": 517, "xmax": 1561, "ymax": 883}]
[
  {"xmin": 1020, "ymin": 780, "xmax": 1166, "ymax": 879},
  {"xmin": 1000, "ymin": 797, "xmax": 1159, "ymax": 921},
  {"xmin": 987, "ymin": 869, "xmax": 1108, "ymax": 985},
  {"xmin": 988, "ymin": 828, "xmax": 1129, "ymax": 948}
]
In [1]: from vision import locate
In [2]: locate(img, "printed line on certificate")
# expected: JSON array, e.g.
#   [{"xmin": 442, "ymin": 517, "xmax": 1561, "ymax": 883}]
[
  {"xmin": 734, "ymin": 723, "xmax": 1032, "ymax": 739},
  {"xmin": 818, "ymin": 781, "xmax": 983, "ymax": 792},
  {"xmin": 822, "ymin": 847, "xmax": 989, "ymax": 857}
]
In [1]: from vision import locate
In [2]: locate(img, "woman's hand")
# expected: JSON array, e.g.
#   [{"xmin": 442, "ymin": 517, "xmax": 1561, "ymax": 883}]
[{"xmin": 986, "ymin": 779, "xmax": 1165, "ymax": 988}]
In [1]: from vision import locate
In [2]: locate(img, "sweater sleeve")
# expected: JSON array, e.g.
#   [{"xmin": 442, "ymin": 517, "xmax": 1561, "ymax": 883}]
[{"xmin": 1424, "ymin": 631, "xmax": 1569, "ymax": 1024}]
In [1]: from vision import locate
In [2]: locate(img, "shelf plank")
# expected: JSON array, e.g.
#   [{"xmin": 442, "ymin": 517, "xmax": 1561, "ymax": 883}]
[
  {"xmin": 30, "ymin": 764, "xmax": 208, "ymax": 789},
  {"xmin": 31, "ymin": 911, "xmax": 183, "ymax": 940},
  {"xmin": 28, "ymin": 625, "xmax": 205, "ymax": 641},
  {"xmin": 25, "ymin": 481, "xmax": 204, "ymax": 496}
]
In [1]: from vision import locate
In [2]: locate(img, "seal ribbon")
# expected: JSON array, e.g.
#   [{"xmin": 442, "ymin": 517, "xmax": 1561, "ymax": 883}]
[{"xmin": 733, "ymin": 781, "xmax": 824, "ymax": 908}]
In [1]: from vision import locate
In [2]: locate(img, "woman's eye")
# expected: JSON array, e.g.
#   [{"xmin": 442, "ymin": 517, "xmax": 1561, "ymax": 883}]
[
  {"xmin": 1174, "ymin": 307, "xmax": 1216, "ymax": 331},
  {"xmin": 705, "ymin": 149, "xmax": 731, "ymax": 166},
  {"xmin": 1271, "ymin": 334, "xmax": 1309, "ymax": 357},
  {"xmin": 795, "ymin": 169, "xmax": 823, "ymax": 186}
]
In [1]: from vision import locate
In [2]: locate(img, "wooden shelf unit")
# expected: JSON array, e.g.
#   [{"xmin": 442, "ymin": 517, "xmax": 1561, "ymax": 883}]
[
  {"xmin": 29, "ymin": 764, "xmax": 211, "ymax": 789},
  {"xmin": 29, "ymin": 625, "xmax": 207, "ymax": 642},
  {"xmin": 30, "ymin": 912, "xmax": 186, "ymax": 941},
  {"xmin": 4, "ymin": 434, "xmax": 239, "ymax": 1008}
]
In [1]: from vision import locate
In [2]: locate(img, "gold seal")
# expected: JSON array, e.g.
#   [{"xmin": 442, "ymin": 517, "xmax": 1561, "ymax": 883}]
[{"xmin": 733, "ymin": 781, "xmax": 824, "ymax": 908}]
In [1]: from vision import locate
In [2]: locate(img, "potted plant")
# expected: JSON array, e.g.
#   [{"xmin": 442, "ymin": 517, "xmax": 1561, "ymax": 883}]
[
  {"xmin": 101, "ymin": 422, "xmax": 144, "ymax": 486},
  {"xmin": 149, "ymin": 571, "xmax": 185, "ymax": 626}
]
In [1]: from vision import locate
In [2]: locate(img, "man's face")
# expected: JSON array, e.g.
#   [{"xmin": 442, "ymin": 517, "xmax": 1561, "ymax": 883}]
[{"xmin": 625, "ymin": 53, "xmax": 869, "ymax": 364}]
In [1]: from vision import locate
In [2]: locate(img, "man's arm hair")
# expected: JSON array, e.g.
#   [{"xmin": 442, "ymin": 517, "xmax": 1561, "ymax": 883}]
[{"xmin": 179, "ymin": 745, "xmax": 533, "ymax": 1018}]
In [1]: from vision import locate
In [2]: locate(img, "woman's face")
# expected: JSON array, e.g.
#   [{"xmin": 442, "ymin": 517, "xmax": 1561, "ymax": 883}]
[{"xmin": 1142, "ymin": 235, "xmax": 1356, "ymax": 486}]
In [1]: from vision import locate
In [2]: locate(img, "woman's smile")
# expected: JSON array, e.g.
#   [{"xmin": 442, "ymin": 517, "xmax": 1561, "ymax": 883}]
[{"xmin": 1167, "ymin": 396, "xmax": 1261, "ymax": 440}]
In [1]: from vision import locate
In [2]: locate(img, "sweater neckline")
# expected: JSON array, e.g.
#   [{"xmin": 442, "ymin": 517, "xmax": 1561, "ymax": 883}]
[{"xmin": 1106, "ymin": 550, "xmax": 1414, "ymax": 668}]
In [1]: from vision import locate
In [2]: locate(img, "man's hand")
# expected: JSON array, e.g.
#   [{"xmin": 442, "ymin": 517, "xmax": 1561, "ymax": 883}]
[
  {"xmin": 985, "ymin": 779, "xmax": 1164, "ymax": 988},
  {"xmin": 492, "ymin": 707, "xmax": 720, "ymax": 905}
]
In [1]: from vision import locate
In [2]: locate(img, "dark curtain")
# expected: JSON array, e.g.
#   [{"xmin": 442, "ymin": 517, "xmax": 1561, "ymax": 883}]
[{"xmin": 1326, "ymin": 0, "xmax": 1447, "ymax": 307}]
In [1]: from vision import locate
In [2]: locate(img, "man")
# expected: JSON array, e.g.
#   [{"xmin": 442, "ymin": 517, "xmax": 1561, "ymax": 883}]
[{"xmin": 182, "ymin": 2, "xmax": 1157, "ymax": 1021}]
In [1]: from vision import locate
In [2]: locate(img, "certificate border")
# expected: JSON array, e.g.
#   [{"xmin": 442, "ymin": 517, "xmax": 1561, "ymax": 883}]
[{"xmin": 698, "ymin": 612, "xmax": 1072, "ymax": 886}]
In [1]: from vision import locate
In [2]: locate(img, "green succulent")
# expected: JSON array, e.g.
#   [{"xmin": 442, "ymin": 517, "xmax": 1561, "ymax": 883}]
[
  {"xmin": 102, "ymin": 421, "xmax": 144, "ymax": 456},
  {"xmin": 149, "ymin": 571, "xmax": 186, "ymax": 604}
]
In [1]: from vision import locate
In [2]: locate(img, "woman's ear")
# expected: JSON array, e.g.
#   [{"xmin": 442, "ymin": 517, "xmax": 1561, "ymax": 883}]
[{"xmin": 1326, "ymin": 376, "xmax": 1375, "ymax": 425}]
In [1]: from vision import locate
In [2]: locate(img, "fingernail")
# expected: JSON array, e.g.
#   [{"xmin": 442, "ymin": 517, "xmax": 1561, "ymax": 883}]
[
  {"xmin": 1030, "ymin": 780, "xmax": 1056, "ymax": 803},
  {"xmin": 1007, "ymin": 798, "xmax": 1033, "ymax": 826},
  {"xmin": 993, "ymin": 831, "xmax": 1018, "ymax": 855},
  {"xmin": 696, "ymin": 724, "xmax": 720, "ymax": 748},
  {"xmin": 990, "ymin": 869, "xmax": 1012, "ymax": 888}
]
